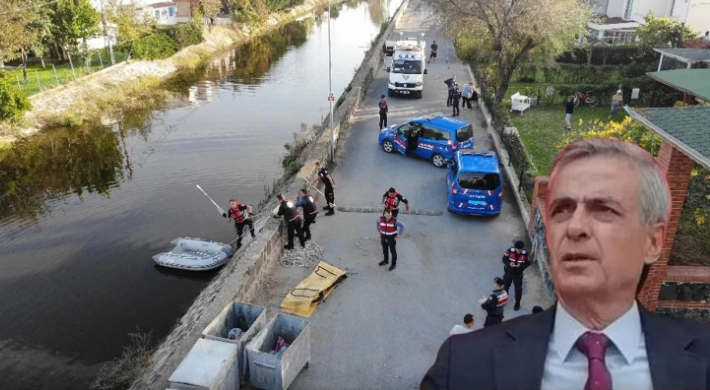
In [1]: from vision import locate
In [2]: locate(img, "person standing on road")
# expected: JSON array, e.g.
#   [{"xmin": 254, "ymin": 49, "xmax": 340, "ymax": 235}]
[
  {"xmin": 444, "ymin": 75, "xmax": 456, "ymax": 107},
  {"xmin": 224, "ymin": 199, "xmax": 255, "ymax": 250},
  {"xmin": 295, "ymin": 189, "xmax": 318, "ymax": 241},
  {"xmin": 452, "ymin": 85, "xmax": 462, "ymax": 117},
  {"xmin": 315, "ymin": 161, "xmax": 335, "ymax": 216},
  {"xmin": 377, "ymin": 209, "xmax": 405, "ymax": 271},
  {"xmin": 479, "ymin": 277, "xmax": 508, "ymax": 327},
  {"xmin": 610, "ymin": 89, "xmax": 623, "ymax": 120},
  {"xmin": 429, "ymin": 40, "xmax": 438, "ymax": 63},
  {"xmin": 382, "ymin": 187, "xmax": 410, "ymax": 218},
  {"xmin": 564, "ymin": 95, "xmax": 575, "ymax": 130},
  {"xmin": 378, "ymin": 95, "xmax": 389, "ymax": 130},
  {"xmin": 471, "ymin": 87, "xmax": 478, "ymax": 108},
  {"xmin": 274, "ymin": 194, "xmax": 305, "ymax": 250},
  {"xmin": 461, "ymin": 82, "xmax": 473, "ymax": 110},
  {"xmin": 449, "ymin": 314, "xmax": 475, "ymax": 335},
  {"xmin": 502, "ymin": 240, "xmax": 530, "ymax": 311}
]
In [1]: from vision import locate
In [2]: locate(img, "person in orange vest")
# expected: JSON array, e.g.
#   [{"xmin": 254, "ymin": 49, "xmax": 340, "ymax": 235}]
[
  {"xmin": 224, "ymin": 199, "xmax": 255, "ymax": 249},
  {"xmin": 382, "ymin": 187, "xmax": 410, "ymax": 218},
  {"xmin": 377, "ymin": 209, "xmax": 405, "ymax": 271}
]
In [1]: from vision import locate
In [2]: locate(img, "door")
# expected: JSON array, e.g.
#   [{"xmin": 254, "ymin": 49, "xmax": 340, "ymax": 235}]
[
  {"xmin": 417, "ymin": 124, "xmax": 439, "ymax": 159},
  {"xmin": 393, "ymin": 124, "xmax": 410, "ymax": 156}
]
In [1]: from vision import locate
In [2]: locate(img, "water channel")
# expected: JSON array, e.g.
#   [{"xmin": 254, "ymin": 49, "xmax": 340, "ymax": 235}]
[{"xmin": 0, "ymin": 1, "xmax": 401, "ymax": 388}]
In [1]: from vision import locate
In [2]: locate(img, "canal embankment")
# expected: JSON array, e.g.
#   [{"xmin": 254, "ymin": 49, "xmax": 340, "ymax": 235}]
[
  {"xmin": 0, "ymin": 0, "xmax": 337, "ymax": 143},
  {"xmin": 126, "ymin": 0, "xmax": 410, "ymax": 388}
]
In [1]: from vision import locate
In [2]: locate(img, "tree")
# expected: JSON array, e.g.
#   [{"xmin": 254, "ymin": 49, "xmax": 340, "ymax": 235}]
[
  {"xmin": 105, "ymin": 0, "xmax": 156, "ymax": 46},
  {"xmin": 438, "ymin": 0, "xmax": 593, "ymax": 103},
  {"xmin": 52, "ymin": 0, "xmax": 100, "ymax": 49},
  {"xmin": 0, "ymin": 70, "xmax": 32, "ymax": 121},
  {"xmin": 636, "ymin": 14, "xmax": 699, "ymax": 48},
  {"xmin": 0, "ymin": 0, "xmax": 42, "ymax": 72}
]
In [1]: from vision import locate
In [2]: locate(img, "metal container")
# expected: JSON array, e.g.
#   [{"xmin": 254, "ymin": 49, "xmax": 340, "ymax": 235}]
[
  {"xmin": 168, "ymin": 338, "xmax": 239, "ymax": 390},
  {"xmin": 246, "ymin": 313, "xmax": 311, "ymax": 390},
  {"xmin": 202, "ymin": 301, "xmax": 267, "ymax": 384}
]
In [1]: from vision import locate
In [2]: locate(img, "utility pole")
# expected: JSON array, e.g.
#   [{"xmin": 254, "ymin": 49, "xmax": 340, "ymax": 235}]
[
  {"xmin": 99, "ymin": 0, "xmax": 115, "ymax": 65},
  {"xmin": 328, "ymin": 3, "xmax": 334, "ymax": 162}
]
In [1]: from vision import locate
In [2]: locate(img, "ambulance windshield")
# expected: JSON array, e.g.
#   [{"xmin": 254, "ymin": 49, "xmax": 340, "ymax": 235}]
[{"xmin": 391, "ymin": 59, "xmax": 423, "ymax": 74}]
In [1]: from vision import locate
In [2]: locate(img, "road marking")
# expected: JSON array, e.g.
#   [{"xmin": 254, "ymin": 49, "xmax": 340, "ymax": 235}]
[{"xmin": 337, "ymin": 206, "xmax": 443, "ymax": 216}]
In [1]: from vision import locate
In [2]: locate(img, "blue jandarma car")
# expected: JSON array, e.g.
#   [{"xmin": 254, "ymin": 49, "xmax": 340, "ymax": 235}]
[
  {"xmin": 446, "ymin": 150, "xmax": 504, "ymax": 216},
  {"xmin": 378, "ymin": 113, "xmax": 474, "ymax": 167}
]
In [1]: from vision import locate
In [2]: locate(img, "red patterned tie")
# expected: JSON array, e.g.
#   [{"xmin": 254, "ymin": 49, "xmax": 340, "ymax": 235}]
[{"xmin": 576, "ymin": 332, "xmax": 612, "ymax": 390}]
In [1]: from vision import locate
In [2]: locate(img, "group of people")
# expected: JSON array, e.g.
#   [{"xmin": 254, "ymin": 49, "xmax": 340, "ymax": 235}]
[{"xmin": 443, "ymin": 75, "xmax": 478, "ymax": 117}]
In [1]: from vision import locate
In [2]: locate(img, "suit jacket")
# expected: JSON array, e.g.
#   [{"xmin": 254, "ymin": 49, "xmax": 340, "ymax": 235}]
[{"xmin": 421, "ymin": 305, "xmax": 710, "ymax": 390}]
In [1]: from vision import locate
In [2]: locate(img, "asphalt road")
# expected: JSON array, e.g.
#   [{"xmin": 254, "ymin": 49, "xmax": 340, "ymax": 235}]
[{"xmin": 260, "ymin": 1, "xmax": 554, "ymax": 388}]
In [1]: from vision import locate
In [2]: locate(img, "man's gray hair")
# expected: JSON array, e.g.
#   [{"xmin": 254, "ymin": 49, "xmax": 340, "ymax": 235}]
[{"xmin": 549, "ymin": 139, "xmax": 669, "ymax": 226}]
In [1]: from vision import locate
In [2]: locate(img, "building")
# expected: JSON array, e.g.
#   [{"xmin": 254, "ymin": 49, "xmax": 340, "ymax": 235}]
[
  {"xmin": 148, "ymin": 1, "xmax": 178, "ymax": 25},
  {"xmin": 588, "ymin": 0, "xmax": 710, "ymax": 46}
]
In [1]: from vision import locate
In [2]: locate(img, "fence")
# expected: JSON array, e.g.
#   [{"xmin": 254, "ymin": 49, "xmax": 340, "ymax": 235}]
[{"xmin": 9, "ymin": 48, "xmax": 130, "ymax": 97}]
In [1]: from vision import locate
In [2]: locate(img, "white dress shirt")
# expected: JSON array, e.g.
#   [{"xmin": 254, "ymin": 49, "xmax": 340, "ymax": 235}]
[
  {"xmin": 449, "ymin": 325, "xmax": 473, "ymax": 335},
  {"xmin": 540, "ymin": 301, "xmax": 653, "ymax": 390}
]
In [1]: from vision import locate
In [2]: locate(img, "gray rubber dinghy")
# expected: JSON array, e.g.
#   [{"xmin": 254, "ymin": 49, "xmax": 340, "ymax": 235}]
[{"xmin": 153, "ymin": 238, "xmax": 234, "ymax": 271}]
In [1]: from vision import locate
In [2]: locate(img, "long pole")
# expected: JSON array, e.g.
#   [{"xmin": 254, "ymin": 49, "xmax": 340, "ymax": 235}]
[
  {"xmin": 328, "ymin": 4, "xmax": 334, "ymax": 162},
  {"xmin": 99, "ymin": 0, "xmax": 115, "ymax": 65}
]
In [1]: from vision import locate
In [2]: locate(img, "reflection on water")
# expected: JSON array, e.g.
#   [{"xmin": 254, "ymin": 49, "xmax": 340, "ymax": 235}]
[{"xmin": 0, "ymin": 0, "xmax": 403, "ymax": 389}]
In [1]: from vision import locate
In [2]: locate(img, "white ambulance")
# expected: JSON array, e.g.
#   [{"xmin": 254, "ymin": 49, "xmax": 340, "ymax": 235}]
[{"xmin": 383, "ymin": 33, "xmax": 428, "ymax": 98}]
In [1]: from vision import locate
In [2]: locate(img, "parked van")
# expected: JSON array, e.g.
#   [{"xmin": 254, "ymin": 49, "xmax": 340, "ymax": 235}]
[
  {"xmin": 446, "ymin": 150, "xmax": 504, "ymax": 216},
  {"xmin": 384, "ymin": 34, "xmax": 427, "ymax": 97}
]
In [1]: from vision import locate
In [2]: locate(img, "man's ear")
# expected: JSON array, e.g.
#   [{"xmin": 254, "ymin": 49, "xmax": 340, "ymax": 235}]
[{"xmin": 644, "ymin": 223, "xmax": 666, "ymax": 265}]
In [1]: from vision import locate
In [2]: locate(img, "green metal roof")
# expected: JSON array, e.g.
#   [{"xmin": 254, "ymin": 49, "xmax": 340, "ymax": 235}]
[
  {"xmin": 646, "ymin": 69, "xmax": 710, "ymax": 102},
  {"xmin": 625, "ymin": 106, "xmax": 710, "ymax": 170},
  {"xmin": 653, "ymin": 48, "xmax": 710, "ymax": 62}
]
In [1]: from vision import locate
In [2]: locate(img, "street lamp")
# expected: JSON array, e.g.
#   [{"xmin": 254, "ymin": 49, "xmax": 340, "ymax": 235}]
[{"xmin": 328, "ymin": 3, "xmax": 334, "ymax": 162}]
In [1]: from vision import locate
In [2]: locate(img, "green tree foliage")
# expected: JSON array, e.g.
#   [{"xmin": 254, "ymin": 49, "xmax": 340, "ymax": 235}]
[
  {"xmin": 0, "ymin": 0, "xmax": 44, "ymax": 75},
  {"xmin": 440, "ymin": 0, "xmax": 593, "ymax": 103},
  {"xmin": 52, "ymin": 0, "xmax": 101, "ymax": 46},
  {"xmin": 636, "ymin": 14, "xmax": 700, "ymax": 48},
  {"xmin": 131, "ymin": 32, "xmax": 178, "ymax": 60},
  {"xmin": 105, "ymin": 0, "xmax": 156, "ymax": 46},
  {"xmin": 0, "ymin": 71, "xmax": 32, "ymax": 121}
]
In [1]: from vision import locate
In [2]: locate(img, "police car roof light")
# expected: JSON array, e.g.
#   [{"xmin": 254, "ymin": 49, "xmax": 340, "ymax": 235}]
[{"xmin": 421, "ymin": 112, "xmax": 444, "ymax": 120}]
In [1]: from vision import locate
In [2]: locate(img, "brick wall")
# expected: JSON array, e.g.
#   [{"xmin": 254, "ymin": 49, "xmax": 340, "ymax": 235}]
[{"xmin": 637, "ymin": 141, "xmax": 696, "ymax": 311}]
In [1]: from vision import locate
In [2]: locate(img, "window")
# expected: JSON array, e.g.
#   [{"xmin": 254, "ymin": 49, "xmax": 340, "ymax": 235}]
[
  {"xmin": 169, "ymin": 7, "xmax": 175, "ymax": 16},
  {"xmin": 457, "ymin": 172, "xmax": 501, "ymax": 191},
  {"xmin": 391, "ymin": 59, "xmax": 423, "ymax": 74},
  {"xmin": 155, "ymin": 10, "xmax": 160, "ymax": 17},
  {"xmin": 456, "ymin": 124, "xmax": 473, "ymax": 142},
  {"xmin": 419, "ymin": 125, "xmax": 436, "ymax": 139},
  {"xmin": 450, "ymin": 161, "xmax": 458, "ymax": 175},
  {"xmin": 398, "ymin": 124, "xmax": 411, "ymax": 135}
]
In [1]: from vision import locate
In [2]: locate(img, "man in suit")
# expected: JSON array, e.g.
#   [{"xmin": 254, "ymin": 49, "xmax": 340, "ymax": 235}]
[{"xmin": 421, "ymin": 138, "xmax": 710, "ymax": 390}]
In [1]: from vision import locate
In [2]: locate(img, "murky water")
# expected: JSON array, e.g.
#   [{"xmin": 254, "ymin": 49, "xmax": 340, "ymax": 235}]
[{"xmin": 0, "ymin": 1, "xmax": 401, "ymax": 388}]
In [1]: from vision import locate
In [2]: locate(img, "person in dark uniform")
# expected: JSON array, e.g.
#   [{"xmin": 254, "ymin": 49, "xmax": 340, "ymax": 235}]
[
  {"xmin": 382, "ymin": 187, "xmax": 410, "ymax": 218},
  {"xmin": 444, "ymin": 75, "xmax": 456, "ymax": 106},
  {"xmin": 378, "ymin": 95, "xmax": 389, "ymax": 130},
  {"xmin": 428, "ymin": 40, "xmax": 438, "ymax": 63},
  {"xmin": 502, "ymin": 240, "xmax": 530, "ymax": 311},
  {"xmin": 451, "ymin": 84, "xmax": 462, "ymax": 117},
  {"xmin": 274, "ymin": 194, "xmax": 305, "ymax": 250},
  {"xmin": 532, "ymin": 305, "xmax": 543, "ymax": 314},
  {"xmin": 479, "ymin": 277, "xmax": 508, "ymax": 327},
  {"xmin": 377, "ymin": 209, "xmax": 405, "ymax": 271},
  {"xmin": 224, "ymin": 199, "xmax": 255, "ymax": 249},
  {"xmin": 295, "ymin": 189, "xmax": 318, "ymax": 241},
  {"xmin": 315, "ymin": 161, "xmax": 336, "ymax": 215}
]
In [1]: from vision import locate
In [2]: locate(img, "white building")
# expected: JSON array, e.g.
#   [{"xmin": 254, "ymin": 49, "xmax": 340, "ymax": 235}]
[{"xmin": 588, "ymin": 0, "xmax": 710, "ymax": 46}]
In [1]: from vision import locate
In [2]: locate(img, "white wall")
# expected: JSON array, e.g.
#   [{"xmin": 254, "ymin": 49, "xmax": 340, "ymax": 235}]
[
  {"xmin": 607, "ymin": 0, "xmax": 626, "ymax": 17},
  {"xmin": 632, "ymin": 0, "xmax": 671, "ymax": 19},
  {"xmin": 150, "ymin": 5, "xmax": 178, "ymax": 25},
  {"xmin": 686, "ymin": 1, "xmax": 710, "ymax": 34}
]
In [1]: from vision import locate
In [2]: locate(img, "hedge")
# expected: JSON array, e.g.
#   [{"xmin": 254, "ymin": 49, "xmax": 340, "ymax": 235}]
[
  {"xmin": 131, "ymin": 32, "xmax": 178, "ymax": 60},
  {"xmin": 513, "ymin": 62, "xmax": 658, "ymax": 84},
  {"xmin": 161, "ymin": 23, "xmax": 203, "ymax": 49},
  {"xmin": 555, "ymin": 45, "xmax": 660, "ymax": 66}
]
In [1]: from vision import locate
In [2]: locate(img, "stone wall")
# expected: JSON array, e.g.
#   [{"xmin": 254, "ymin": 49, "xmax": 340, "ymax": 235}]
[{"xmin": 128, "ymin": 0, "xmax": 412, "ymax": 388}]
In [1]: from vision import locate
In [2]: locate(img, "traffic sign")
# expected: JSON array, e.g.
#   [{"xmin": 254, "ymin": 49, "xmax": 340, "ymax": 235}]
[{"xmin": 327, "ymin": 94, "xmax": 335, "ymax": 102}]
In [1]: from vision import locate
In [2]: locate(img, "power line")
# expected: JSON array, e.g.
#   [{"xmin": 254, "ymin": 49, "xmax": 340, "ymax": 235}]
[{"xmin": 0, "ymin": 0, "xmax": 61, "ymax": 16}]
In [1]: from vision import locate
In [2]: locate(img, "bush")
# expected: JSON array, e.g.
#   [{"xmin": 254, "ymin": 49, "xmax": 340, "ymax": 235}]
[
  {"xmin": 161, "ymin": 22, "xmax": 203, "ymax": 49},
  {"xmin": 0, "ymin": 71, "xmax": 32, "ymax": 121},
  {"xmin": 556, "ymin": 45, "xmax": 660, "ymax": 66},
  {"xmin": 131, "ymin": 32, "xmax": 178, "ymax": 60},
  {"xmin": 265, "ymin": 0, "xmax": 304, "ymax": 11}
]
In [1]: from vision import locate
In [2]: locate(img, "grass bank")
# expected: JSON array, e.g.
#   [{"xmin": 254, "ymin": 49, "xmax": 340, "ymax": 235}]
[{"xmin": 510, "ymin": 105, "xmax": 628, "ymax": 175}]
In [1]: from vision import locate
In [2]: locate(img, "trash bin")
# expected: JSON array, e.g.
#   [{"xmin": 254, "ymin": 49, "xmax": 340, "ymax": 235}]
[
  {"xmin": 202, "ymin": 301, "xmax": 267, "ymax": 384},
  {"xmin": 168, "ymin": 338, "xmax": 239, "ymax": 390},
  {"xmin": 246, "ymin": 313, "xmax": 311, "ymax": 390}
]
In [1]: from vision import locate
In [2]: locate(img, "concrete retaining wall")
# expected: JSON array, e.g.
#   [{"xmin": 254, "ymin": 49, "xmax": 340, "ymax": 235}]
[{"xmin": 128, "ymin": 0, "xmax": 411, "ymax": 388}]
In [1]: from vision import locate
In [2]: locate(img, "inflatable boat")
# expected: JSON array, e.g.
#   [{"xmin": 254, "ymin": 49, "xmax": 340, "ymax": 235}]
[{"xmin": 153, "ymin": 238, "xmax": 234, "ymax": 271}]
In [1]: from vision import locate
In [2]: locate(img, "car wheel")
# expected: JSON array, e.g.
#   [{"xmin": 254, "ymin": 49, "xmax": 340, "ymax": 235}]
[
  {"xmin": 432, "ymin": 153, "xmax": 445, "ymax": 167},
  {"xmin": 387, "ymin": 89, "xmax": 394, "ymax": 97},
  {"xmin": 382, "ymin": 140, "xmax": 395, "ymax": 153},
  {"xmin": 418, "ymin": 91, "xmax": 423, "ymax": 99}
]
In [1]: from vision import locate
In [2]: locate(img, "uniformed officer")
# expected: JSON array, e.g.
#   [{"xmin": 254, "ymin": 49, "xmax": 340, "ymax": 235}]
[
  {"xmin": 224, "ymin": 199, "xmax": 255, "ymax": 249},
  {"xmin": 382, "ymin": 187, "xmax": 410, "ymax": 218},
  {"xmin": 502, "ymin": 240, "xmax": 529, "ymax": 311},
  {"xmin": 378, "ymin": 95, "xmax": 389, "ymax": 130},
  {"xmin": 295, "ymin": 189, "xmax": 318, "ymax": 241},
  {"xmin": 273, "ymin": 194, "xmax": 305, "ymax": 250},
  {"xmin": 479, "ymin": 277, "xmax": 508, "ymax": 327},
  {"xmin": 377, "ymin": 209, "xmax": 405, "ymax": 271},
  {"xmin": 315, "ymin": 161, "xmax": 335, "ymax": 216}
]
